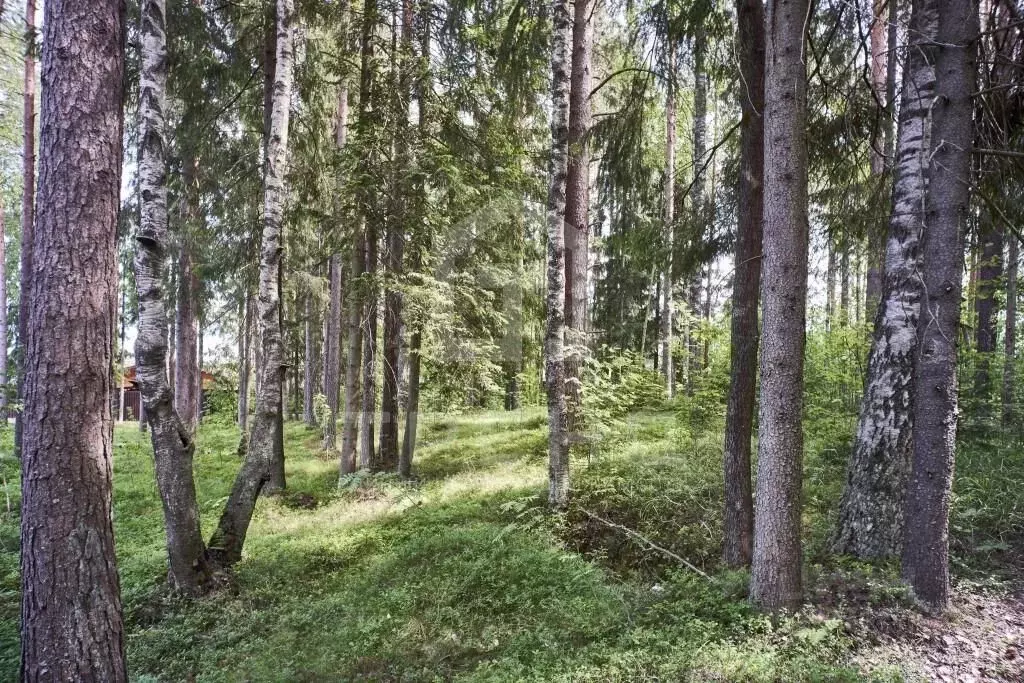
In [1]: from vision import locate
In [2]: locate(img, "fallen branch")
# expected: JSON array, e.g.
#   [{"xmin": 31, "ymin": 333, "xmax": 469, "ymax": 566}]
[{"xmin": 578, "ymin": 508, "xmax": 714, "ymax": 583}]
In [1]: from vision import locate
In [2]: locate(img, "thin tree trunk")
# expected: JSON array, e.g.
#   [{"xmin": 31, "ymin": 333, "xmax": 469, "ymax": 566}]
[
  {"xmin": 174, "ymin": 210, "xmax": 200, "ymax": 434},
  {"xmin": 826, "ymin": 239, "xmax": 836, "ymax": 330},
  {"xmin": 546, "ymin": 0, "xmax": 572, "ymax": 509},
  {"xmin": 19, "ymin": 0, "xmax": 127, "ymax": 676},
  {"xmin": 722, "ymin": 0, "xmax": 764, "ymax": 570},
  {"xmin": 324, "ymin": 254, "xmax": 343, "ymax": 450},
  {"xmin": 379, "ymin": 0, "xmax": 413, "ymax": 471},
  {"xmin": 134, "ymin": 0, "xmax": 212, "ymax": 595},
  {"xmin": 357, "ymin": 0, "xmax": 381, "ymax": 472},
  {"xmin": 238, "ymin": 292, "xmax": 252, "ymax": 432},
  {"xmin": 0, "ymin": 198, "xmax": 8, "ymax": 411},
  {"xmin": 974, "ymin": 213, "xmax": 1004, "ymax": 409},
  {"xmin": 1003, "ymin": 236, "xmax": 1018, "ymax": 426},
  {"xmin": 834, "ymin": 0, "xmax": 936, "ymax": 559},
  {"xmin": 660, "ymin": 38, "xmax": 677, "ymax": 399},
  {"xmin": 840, "ymin": 239, "xmax": 850, "ymax": 326},
  {"xmin": 323, "ymin": 73, "xmax": 349, "ymax": 452},
  {"xmin": 687, "ymin": 32, "xmax": 708, "ymax": 386},
  {"xmin": 14, "ymin": 0, "xmax": 36, "ymax": 456},
  {"xmin": 865, "ymin": 0, "xmax": 891, "ymax": 310},
  {"xmin": 340, "ymin": 233, "xmax": 364, "ymax": 474},
  {"xmin": 750, "ymin": 0, "xmax": 810, "ymax": 612},
  {"xmin": 565, "ymin": 0, "xmax": 593, "ymax": 421},
  {"xmin": 303, "ymin": 294, "xmax": 318, "ymax": 427},
  {"xmin": 902, "ymin": 0, "xmax": 976, "ymax": 614},
  {"xmin": 400, "ymin": 0, "xmax": 431, "ymax": 479},
  {"xmin": 209, "ymin": 0, "xmax": 295, "ymax": 565}
]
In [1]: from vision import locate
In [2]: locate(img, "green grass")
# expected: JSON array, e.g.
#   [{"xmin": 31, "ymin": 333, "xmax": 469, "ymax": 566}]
[{"xmin": 0, "ymin": 406, "xmax": 1018, "ymax": 681}]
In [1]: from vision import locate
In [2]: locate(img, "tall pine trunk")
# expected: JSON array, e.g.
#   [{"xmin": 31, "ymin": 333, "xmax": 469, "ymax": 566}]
[
  {"xmin": 902, "ymin": 0, "xmax": 976, "ymax": 613},
  {"xmin": 834, "ymin": 0, "xmax": 936, "ymax": 560},
  {"xmin": 380, "ymin": 0, "xmax": 414, "ymax": 471},
  {"xmin": 19, "ymin": 0, "xmax": 127, "ymax": 676},
  {"xmin": 1003, "ymin": 237, "xmax": 1018, "ymax": 425},
  {"xmin": 546, "ymin": 0, "xmax": 572, "ymax": 509},
  {"xmin": 357, "ymin": 0, "xmax": 380, "ymax": 471},
  {"xmin": 400, "ymin": 0, "xmax": 431, "ymax": 479},
  {"xmin": 340, "ymin": 232, "xmax": 364, "ymax": 474},
  {"xmin": 209, "ymin": 0, "xmax": 295, "ymax": 565},
  {"xmin": 134, "ymin": 0, "xmax": 212, "ymax": 595},
  {"xmin": 564, "ymin": 0, "xmax": 592, "ymax": 418},
  {"xmin": 15, "ymin": 0, "xmax": 36, "ymax": 456},
  {"xmin": 659, "ymin": 38, "xmax": 677, "ymax": 399},
  {"xmin": 750, "ymin": 0, "xmax": 810, "ymax": 612},
  {"xmin": 323, "ymin": 74, "xmax": 349, "ymax": 452},
  {"xmin": 722, "ymin": 0, "xmax": 764, "ymax": 569}
]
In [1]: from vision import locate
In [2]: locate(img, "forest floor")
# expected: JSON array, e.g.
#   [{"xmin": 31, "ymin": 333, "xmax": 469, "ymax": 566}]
[{"xmin": 1, "ymin": 406, "xmax": 1023, "ymax": 681}]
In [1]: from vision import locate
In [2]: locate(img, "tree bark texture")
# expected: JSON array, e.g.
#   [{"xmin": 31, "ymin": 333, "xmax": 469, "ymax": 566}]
[
  {"xmin": 750, "ymin": 0, "xmax": 810, "ymax": 612},
  {"xmin": 357, "ymin": 0, "xmax": 380, "ymax": 472},
  {"xmin": 902, "ymin": 0, "xmax": 976, "ymax": 614},
  {"xmin": 134, "ymin": 0, "xmax": 212, "ymax": 595},
  {"xmin": 19, "ymin": 0, "xmax": 128, "ymax": 677},
  {"xmin": 340, "ymin": 233, "xmax": 364, "ymax": 475},
  {"xmin": 564, "ymin": 0, "xmax": 592, "ymax": 423},
  {"xmin": 834, "ymin": 0, "xmax": 936, "ymax": 560},
  {"xmin": 546, "ymin": 0, "xmax": 572, "ymax": 509},
  {"xmin": 210, "ymin": 0, "xmax": 295, "ymax": 565},
  {"xmin": 722, "ymin": 0, "xmax": 764, "ymax": 570}
]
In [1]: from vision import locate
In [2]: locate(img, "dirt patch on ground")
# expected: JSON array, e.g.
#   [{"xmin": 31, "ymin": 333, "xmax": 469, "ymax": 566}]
[{"xmin": 849, "ymin": 585, "xmax": 1024, "ymax": 681}]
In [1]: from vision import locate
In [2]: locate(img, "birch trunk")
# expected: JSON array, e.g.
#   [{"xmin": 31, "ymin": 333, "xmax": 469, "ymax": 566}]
[
  {"xmin": 835, "ymin": 0, "xmax": 936, "ymax": 559},
  {"xmin": 19, "ymin": 0, "xmax": 127, "ymax": 676},
  {"xmin": 902, "ymin": 0, "xmax": 976, "ymax": 613},
  {"xmin": 750, "ymin": 0, "xmax": 810, "ymax": 612},
  {"xmin": 546, "ymin": 0, "xmax": 572, "ymax": 509},
  {"xmin": 209, "ymin": 0, "xmax": 295, "ymax": 565},
  {"xmin": 722, "ymin": 0, "xmax": 764, "ymax": 569},
  {"xmin": 134, "ymin": 0, "xmax": 212, "ymax": 595}
]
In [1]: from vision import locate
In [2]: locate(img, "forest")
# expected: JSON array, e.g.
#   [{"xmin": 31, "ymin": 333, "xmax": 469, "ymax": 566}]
[{"xmin": 0, "ymin": 0, "xmax": 1023, "ymax": 679}]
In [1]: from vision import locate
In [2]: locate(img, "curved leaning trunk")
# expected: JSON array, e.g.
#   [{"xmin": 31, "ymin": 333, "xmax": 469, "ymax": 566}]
[
  {"xmin": 134, "ymin": 0, "xmax": 212, "ymax": 595},
  {"xmin": 209, "ymin": 0, "xmax": 295, "ymax": 564},
  {"xmin": 834, "ymin": 0, "xmax": 937, "ymax": 560}
]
